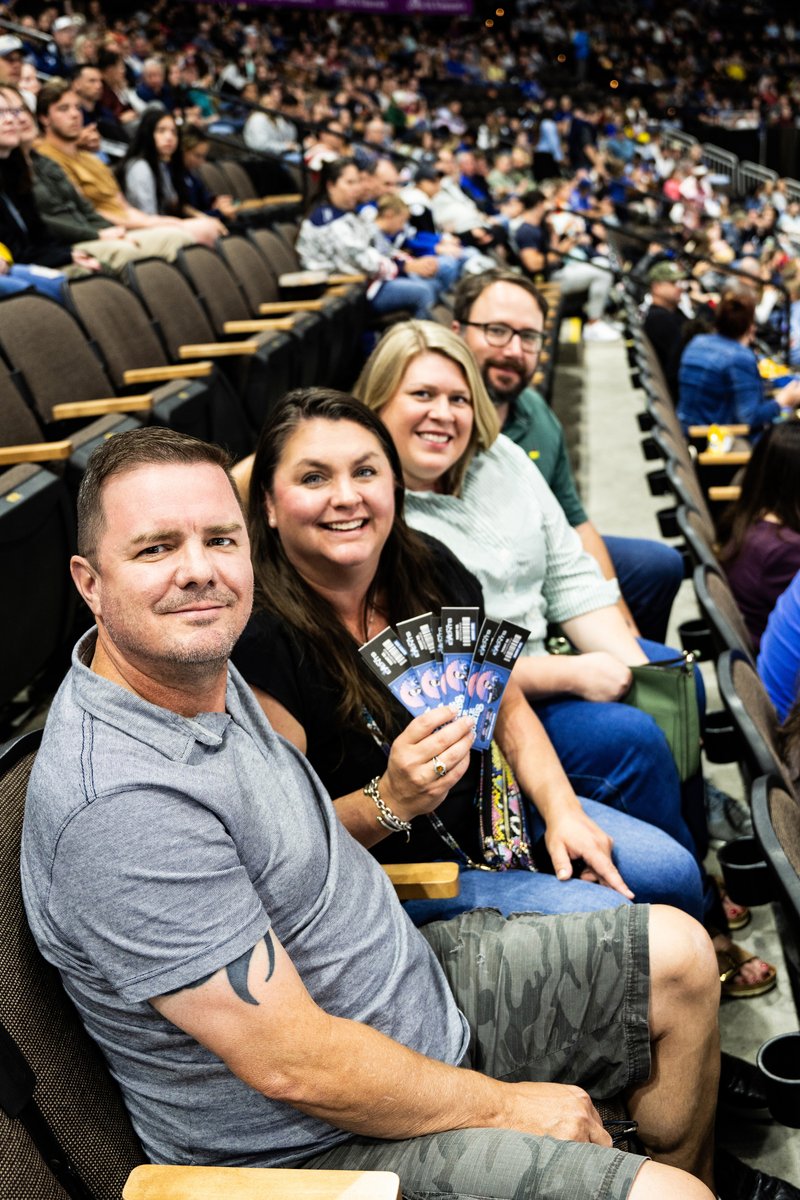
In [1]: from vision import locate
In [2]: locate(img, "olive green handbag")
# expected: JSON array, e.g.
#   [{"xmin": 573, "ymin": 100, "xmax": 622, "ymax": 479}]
[
  {"xmin": 621, "ymin": 653, "xmax": 701, "ymax": 782},
  {"xmin": 546, "ymin": 639, "xmax": 701, "ymax": 782}
]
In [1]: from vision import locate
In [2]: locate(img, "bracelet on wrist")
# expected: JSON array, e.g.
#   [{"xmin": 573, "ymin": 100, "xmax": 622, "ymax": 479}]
[{"xmin": 363, "ymin": 776, "xmax": 412, "ymax": 841}]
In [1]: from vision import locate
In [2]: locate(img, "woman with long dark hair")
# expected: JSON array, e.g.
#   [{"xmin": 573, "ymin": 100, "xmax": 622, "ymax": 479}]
[
  {"xmin": 121, "ymin": 109, "xmax": 224, "ymax": 247},
  {"xmin": 719, "ymin": 421, "xmax": 800, "ymax": 649},
  {"xmin": 232, "ymin": 386, "xmax": 705, "ymax": 925}
]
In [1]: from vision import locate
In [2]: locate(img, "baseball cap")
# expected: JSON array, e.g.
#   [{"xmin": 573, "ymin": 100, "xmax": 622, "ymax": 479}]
[
  {"xmin": 0, "ymin": 34, "xmax": 23, "ymax": 57},
  {"xmin": 53, "ymin": 16, "xmax": 78, "ymax": 32},
  {"xmin": 647, "ymin": 261, "xmax": 687, "ymax": 283},
  {"xmin": 414, "ymin": 164, "xmax": 443, "ymax": 183}
]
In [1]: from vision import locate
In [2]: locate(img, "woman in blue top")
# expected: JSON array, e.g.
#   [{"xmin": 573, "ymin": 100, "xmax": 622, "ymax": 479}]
[{"xmin": 677, "ymin": 289, "xmax": 800, "ymax": 434}]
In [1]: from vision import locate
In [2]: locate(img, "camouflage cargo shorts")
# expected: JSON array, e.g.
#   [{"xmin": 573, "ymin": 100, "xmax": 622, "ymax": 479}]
[{"xmin": 303, "ymin": 905, "xmax": 651, "ymax": 1200}]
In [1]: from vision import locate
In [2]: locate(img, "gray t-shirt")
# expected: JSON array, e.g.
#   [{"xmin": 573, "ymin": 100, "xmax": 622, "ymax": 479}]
[{"xmin": 22, "ymin": 630, "xmax": 468, "ymax": 1167}]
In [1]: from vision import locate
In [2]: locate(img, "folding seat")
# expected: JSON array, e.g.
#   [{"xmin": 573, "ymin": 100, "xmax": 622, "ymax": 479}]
[
  {"xmin": 717, "ymin": 650, "xmax": 789, "ymax": 786},
  {"xmin": 0, "ymin": 354, "xmax": 142, "ymax": 495},
  {"xmin": 248, "ymin": 226, "xmax": 368, "ymax": 385},
  {"xmin": 0, "ymin": 293, "xmax": 233, "ymax": 455},
  {"xmin": 63, "ymin": 278, "xmax": 253, "ymax": 458},
  {"xmin": 177, "ymin": 243, "xmax": 323, "ymax": 390},
  {"xmin": 0, "ymin": 466, "xmax": 76, "ymax": 720},
  {"xmin": 216, "ymin": 235, "xmax": 336, "ymax": 386},
  {"xmin": 693, "ymin": 563, "xmax": 756, "ymax": 667},
  {"xmin": 751, "ymin": 775, "xmax": 800, "ymax": 1017},
  {"xmin": 216, "ymin": 158, "xmax": 302, "ymax": 213}
]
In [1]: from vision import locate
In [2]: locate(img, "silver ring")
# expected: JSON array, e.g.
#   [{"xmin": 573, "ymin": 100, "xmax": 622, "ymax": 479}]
[{"xmin": 432, "ymin": 754, "xmax": 447, "ymax": 778}]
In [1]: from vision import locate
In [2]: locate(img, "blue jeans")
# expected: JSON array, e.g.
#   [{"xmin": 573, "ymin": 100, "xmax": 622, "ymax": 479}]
[
  {"xmin": 604, "ymin": 535, "xmax": 685, "ymax": 644},
  {"xmin": 403, "ymin": 797, "xmax": 703, "ymax": 927},
  {"xmin": 0, "ymin": 264, "xmax": 66, "ymax": 304},
  {"xmin": 371, "ymin": 276, "xmax": 438, "ymax": 320}
]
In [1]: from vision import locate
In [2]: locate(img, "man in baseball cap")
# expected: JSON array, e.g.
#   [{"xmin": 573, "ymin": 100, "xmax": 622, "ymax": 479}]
[
  {"xmin": 644, "ymin": 260, "xmax": 689, "ymax": 399},
  {"xmin": 0, "ymin": 35, "xmax": 24, "ymax": 87}
]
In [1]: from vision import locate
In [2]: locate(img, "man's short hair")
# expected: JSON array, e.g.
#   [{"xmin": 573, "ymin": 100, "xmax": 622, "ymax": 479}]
[
  {"xmin": 452, "ymin": 268, "xmax": 548, "ymax": 325},
  {"xmin": 77, "ymin": 427, "xmax": 239, "ymax": 564},
  {"xmin": 715, "ymin": 289, "xmax": 756, "ymax": 340},
  {"xmin": 518, "ymin": 188, "xmax": 546, "ymax": 210},
  {"xmin": 376, "ymin": 194, "xmax": 409, "ymax": 218},
  {"xmin": 37, "ymin": 76, "xmax": 72, "ymax": 123}
]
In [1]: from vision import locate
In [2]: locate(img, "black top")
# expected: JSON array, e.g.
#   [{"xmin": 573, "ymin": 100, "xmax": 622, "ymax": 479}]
[
  {"xmin": 232, "ymin": 536, "xmax": 486, "ymax": 864},
  {"xmin": 643, "ymin": 303, "xmax": 687, "ymax": 402}
]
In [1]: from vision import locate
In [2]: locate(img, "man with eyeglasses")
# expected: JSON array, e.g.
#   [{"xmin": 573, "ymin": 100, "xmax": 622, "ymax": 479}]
[{"xmin": 453, "ymin": 269, "xmax": 684, "ymax": 644}]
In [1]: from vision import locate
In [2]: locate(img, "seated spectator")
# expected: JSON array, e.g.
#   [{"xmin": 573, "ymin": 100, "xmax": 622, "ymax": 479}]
[
  {"xmin": 232, "ymin": 388, "xmax": 703, "ymax": 921},
  {"xmin": 33, "ymin": 15, "xmax": 78, "ymax": 78},
  {"xmin": 0, "ymin": 87, "xmax": 73, "ymax": 300},
  {"xmin": 97, "ymin": 47, "xmax": 139, "ymax": 126},
  {"xmin": 433, "ymin": 147, "xmax": 504, "ymax": 249},
  {"xmin": 759, "ymin": 568, "xmax": 800, "ymax": 722},
  {"xmin": 719, "ymin": 422, "xmax": 800, "ymax": 650},
  {"xmin": 353, "ymin": 319, "xmax": 776, "ymax": 998},
  {"xmin": 453, "ymin": 269, "xmax": 684, "ymax": 643},
  {"xmin": 304, "ymin": 119, "xmax": 348, "ymax": 172},
  {"xmin": 15, "ymin": 92, "xmax": 200, "ymax": 272},
  {"xmin": 120, "ymin": 109, "xmax": 224, "ymax": 247},
  {"xmin": 296, "ymin": 156, "xmax": 442, "ymax": 320},
  {"xmin": 514, "ymin": 188, "xmax": 620, "ymax": 341},
  {"xmin": 243, "ymin": 82, "xmax": 299, "ymax": 157},
  {"xmin": 180, "ymin": 124, "xmax": 237, "ymax": 222},
  {"xmin": 134, "ymin": 57, "xmax": 175, "ymax": 111},
  {"xmin": 678, "ymin": 289, "xmax": 800, "ymax": 434},
  {"xmin": 357, "ymin": 156, "xmax": 401, "ymax": 220},
  {"xmin": 0, "ymin": 35, "xmax": 25, "ymax": 89},
  {"xmin": 372, "ymin": 193, "xmax": 463, "ymax": 295},
  {"xmin": 456, "ymin": 148, "xmax": 495, "ymax": 213},
  {"xmin": 643, "ymin": 261, "xmax": 689, "ymax": 401},
  {"xmin": 71, "ymin": 62, "xmax": 128, "ymax": 147},
  {"xmin": 22, "ymin": 424, "xmax": 734, "ymax": 1200},
  {"xmin": 19, "ymin": 60, "xmax": 40, "ymax": 112},
  {"xmin": 33, "ymin": 79, "xmax": 211, "ymax": 259}
]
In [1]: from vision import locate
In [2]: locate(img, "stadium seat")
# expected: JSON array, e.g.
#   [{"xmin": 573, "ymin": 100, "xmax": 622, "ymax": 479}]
[{"xmin": 751, "ymin": 775, "xmax": 800, "ymax": 1018}]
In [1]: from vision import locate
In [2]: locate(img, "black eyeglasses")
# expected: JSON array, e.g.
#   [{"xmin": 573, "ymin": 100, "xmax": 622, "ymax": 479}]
[{"xmin": 462, "ymin": 321, "xmax": 544, "ymax": 351}]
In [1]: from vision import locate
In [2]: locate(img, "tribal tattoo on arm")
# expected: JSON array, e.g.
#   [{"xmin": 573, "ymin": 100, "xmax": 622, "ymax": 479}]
[{"xmin": 165, "ymin": 933, "xmax": 276, "ymax": 1005}]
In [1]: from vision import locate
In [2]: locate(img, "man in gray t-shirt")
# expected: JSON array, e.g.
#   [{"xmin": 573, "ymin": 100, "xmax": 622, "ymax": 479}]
[{"xmin": 22, "ymin": 427, "xmax": 724, "ymax": 1200}]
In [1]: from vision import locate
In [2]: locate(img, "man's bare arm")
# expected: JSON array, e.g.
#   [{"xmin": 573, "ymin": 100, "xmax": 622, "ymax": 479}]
[{"xmin": 152, "ymin": 931, "xmax": 610, "ymax": 1145}]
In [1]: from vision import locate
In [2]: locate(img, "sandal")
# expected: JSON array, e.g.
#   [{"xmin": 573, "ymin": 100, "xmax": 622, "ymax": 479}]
[
  {"xmin": 716, "ymin": 940, "xmax": 778, "ymax": 999},
  {"xmin": 714, "ymin": 874, "xmax": 751, "ymax": 931}
]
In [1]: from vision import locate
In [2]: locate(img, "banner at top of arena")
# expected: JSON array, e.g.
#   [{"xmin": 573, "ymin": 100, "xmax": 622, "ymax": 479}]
[{"xmin": 230, "ymin": 0, "xmax": 472, "ymax": 13}]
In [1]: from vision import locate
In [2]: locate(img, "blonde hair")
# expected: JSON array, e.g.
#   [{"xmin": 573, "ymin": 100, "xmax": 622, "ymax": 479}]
[{"xmin": 353, "ymin": 320, "xmax": 500, "ymax": 496}]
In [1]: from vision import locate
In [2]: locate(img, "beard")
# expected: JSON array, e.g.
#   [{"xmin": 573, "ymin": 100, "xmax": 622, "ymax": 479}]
[{"xmin": 481, "ymin": 357, "xmax": 531, "ymax": 406}]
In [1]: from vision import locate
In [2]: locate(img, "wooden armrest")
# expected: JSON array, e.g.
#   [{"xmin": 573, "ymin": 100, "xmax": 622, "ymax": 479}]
[
  {"xmin": 223, "ymin": 318, "xmax": 296, "ymax": 334},
  {"xmin": 179, "ymin": 341, "xmax": 260, "ymax": 358},
  {"xmin": 697, "ymin": 450, "xmax": 751, "ymax": 467},
  {"xmin": 384, "ymin": 861, "xmax": 459, "ymax": 900},
  {"xmin": 52, "ymin": 395, "xmax": 153, "ymax": 420},
  {"xmin": 123, "ymin": 363, "xmax": 213, "ymax": 384},
  {"xmin": 708, "ymin": 485, "xmax": 741, "ymax": 502},
  {"xmin": 0, "ymin": 439, "xmax": 72, "ymax": 466},
  {"xmin": 258, "ymin": 299, "xmax": 325, "ymax": 314},
  {"xmin": 326, "ymin": 273, "xmax": 367, "ymax": 285},
  {"xmin": 236, "ymin": 194, "xmax": 303, "ymax": 211},
  {"xmin": 124, "ymin": 1165, "xmax": 401, "ymax": 1200},
  {"xmin": 688, "ymin": 424, "xmax": 750, "ymax": 437}
]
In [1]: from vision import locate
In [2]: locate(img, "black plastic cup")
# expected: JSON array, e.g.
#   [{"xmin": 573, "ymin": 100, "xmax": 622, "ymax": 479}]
[
  {"xmin": 757, "ymin": 1033, "xmax": 800, "ymax": 1128},
  {"xmin": 717, "ymin": 836, "xmax": 771, "ymax": 907}
]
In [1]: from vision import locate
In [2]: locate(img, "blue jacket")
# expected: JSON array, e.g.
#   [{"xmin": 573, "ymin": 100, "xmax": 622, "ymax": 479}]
[{"xmin": 677, "ymin": 333, "xmax": 780, "ymax": 432}]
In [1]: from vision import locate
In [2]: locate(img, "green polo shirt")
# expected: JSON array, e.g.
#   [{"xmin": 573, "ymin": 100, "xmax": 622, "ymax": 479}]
[{"xmin": 501, "ymin": 387, "xmax": 588, "ymax": 528}]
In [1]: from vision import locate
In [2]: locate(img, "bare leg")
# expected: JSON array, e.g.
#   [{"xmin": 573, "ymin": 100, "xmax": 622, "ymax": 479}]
[
  {"xmin": 629, "ymin": 1160, "xmax": 715, "ymax": 1199},
  {"xmin": 626, "ymin": 905, "xmax": 720, "ymax": 1191}
]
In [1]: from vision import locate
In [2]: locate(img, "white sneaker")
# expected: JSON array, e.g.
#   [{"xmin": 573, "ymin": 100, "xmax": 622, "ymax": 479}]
[{"xmin": 582, "ymin": 320, "xmax": 622, "ymax": 342}]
